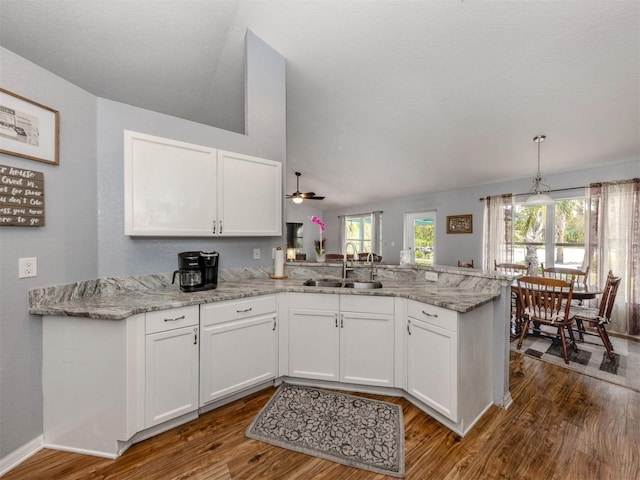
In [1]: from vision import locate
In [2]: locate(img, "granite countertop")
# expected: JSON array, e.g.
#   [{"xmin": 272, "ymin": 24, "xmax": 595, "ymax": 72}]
[{"xmin": 29, "ymin": 276, "xmax": 501, "ymax": 320}]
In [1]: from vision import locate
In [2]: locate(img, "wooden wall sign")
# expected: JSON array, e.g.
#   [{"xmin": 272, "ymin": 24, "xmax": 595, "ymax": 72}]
[{"xmin": 0, "ymin": 164, "xmax": 45, "ymax": 226}]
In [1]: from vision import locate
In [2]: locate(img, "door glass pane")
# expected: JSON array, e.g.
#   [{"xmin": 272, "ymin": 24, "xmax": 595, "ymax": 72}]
[{"xmin": 413, "ymin": 217, "xmax": 435, "ymax": 266}]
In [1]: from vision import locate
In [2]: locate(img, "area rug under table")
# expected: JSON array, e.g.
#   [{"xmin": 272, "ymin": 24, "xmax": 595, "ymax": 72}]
[
  {"xmin": 245, "ymin": 383, "xmax": 405, "ymax": 477},
  {"xmin": 511, "ymin": 332, "xmax": 640, "ymax": 392}
]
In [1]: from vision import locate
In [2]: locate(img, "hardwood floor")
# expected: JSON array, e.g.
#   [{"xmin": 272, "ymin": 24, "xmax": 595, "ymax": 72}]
[{"xmin": 5, "ymin": 352, "xmax": 639, "ymax": 479}]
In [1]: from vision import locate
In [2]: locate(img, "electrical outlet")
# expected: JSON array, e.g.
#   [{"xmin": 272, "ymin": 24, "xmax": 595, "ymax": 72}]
[
  {"xmin": 19, "ymin": 257, "xmax": 37, "ymax": 278},
  {"xmin": 425, "ymin": 271, "xmax": 438, "ymax": 282},
  {"xmin": 272, "ymin": 247, "xmax": 277, "ymax": 259},
  {"xmin": 253, "ymin": 248, "xmax": 261, "ymax": 260}
]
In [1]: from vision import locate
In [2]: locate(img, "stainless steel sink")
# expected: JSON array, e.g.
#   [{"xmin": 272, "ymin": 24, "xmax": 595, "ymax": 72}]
[
  {"xmin": 342, "ymin": 280, "xmax": 383, "ymax": 289},
  {"xmin": 303, "ymin": 279, "xmax": 343, "ymax": 288},
  {"xmin": 302, "ymin": 279, "xmax": 383, "ymax": 289}
]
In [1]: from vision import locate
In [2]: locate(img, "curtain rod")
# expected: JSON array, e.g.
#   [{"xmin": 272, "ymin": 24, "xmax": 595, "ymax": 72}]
[
  {"xmin": 479, "ymin": 178, "xmax": 638, "ymax": 202},
  {"xmin": 479, "ymin": 186, "xmax": 586, "ymax": 202},
  {"xmin": 337, "ymin": 210, "xmax": 384, "ymax": 218}
]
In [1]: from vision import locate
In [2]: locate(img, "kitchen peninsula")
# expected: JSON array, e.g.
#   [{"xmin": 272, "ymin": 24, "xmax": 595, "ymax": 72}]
[{"xmin": 30, "ymin": 263, "xmax": 515, "ymax": 459}]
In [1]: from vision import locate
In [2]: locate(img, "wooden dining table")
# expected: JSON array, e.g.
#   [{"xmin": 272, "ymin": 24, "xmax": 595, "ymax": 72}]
[{"xmin": 510, "ymin": 283, "xmax": 603, "ymax": 301}]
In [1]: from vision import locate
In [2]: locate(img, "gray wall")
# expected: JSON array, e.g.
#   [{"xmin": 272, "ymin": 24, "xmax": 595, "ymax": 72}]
[
  {"xmin": 285, "ymin": 202, "xmax": 323, "ymax": 260},
  {"xmin": 96, "ymin": 31, "xmax": 287, "ymax": 277},
  {"xmin": 0, "ymin": 48, "xmax": 98, "ymax": 456},
  {"xmin": 0, "ymin": 31, "xmax": 286, "ymax": 461},
  {"xmin": 322, "ymin": 159, "xmax": 639, "ymax": 266}
]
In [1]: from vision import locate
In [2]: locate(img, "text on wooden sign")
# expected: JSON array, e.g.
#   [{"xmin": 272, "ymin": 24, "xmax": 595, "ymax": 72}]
[{"xmin": 0, "ymin": 164, "xmax": 45, "ymax": 226}]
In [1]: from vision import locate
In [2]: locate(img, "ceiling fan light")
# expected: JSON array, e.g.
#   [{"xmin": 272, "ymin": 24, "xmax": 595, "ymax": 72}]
[{"xmin": 292, "ymin": 196, "xmax": 303, "ymax": 204}]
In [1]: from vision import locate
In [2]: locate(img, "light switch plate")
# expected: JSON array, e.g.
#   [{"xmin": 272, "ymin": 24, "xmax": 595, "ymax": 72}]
[
  {"xmin": 425, "ymin": 271, "xmax": 438, "ymax": 281},
  {"xmin": 19, "ymin": 257, "xmax": 37, "ymax": 278},
  {"xmin": 253, "ymin": 248, "xmax": 261, "ymax": 260}
]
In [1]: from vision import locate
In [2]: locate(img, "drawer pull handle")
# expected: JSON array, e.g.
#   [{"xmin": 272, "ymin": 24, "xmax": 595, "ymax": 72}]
[
  {"xmin": 422, "ymin": 310, "xmax": 438, "ymax": 318},
  {"xmin": 340, "ymin": 313, "xmax": 344, "ymax": 328},
  {"xmin": 194, "ymin": 327, "xmax": 198, "ymax": 345},
  {"xmin": 407, "ymin": 319, "xmax": 412, "ymax": 335},
  {"xmin": 335, "ymin": 313, "xmax": 338, "ymax": 328},
  {"xmin": 164, "ymin": 315, "xmax": 185, "ymax": 322},
  {"xmin": 272, "ymin": 318, "xmax": 277, "ymax": 331},
  {"xmin": 237, "ymin": 307, "xmax": 253, "ymax": 313}
]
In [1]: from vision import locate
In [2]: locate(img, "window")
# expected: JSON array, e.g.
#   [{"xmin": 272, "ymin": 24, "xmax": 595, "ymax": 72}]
[
  {"xmin": 404, "ymin": 211, "xmax": 436, "ymax": 265},
  {"xmin": 342, "ymin": 211, "xmax": 382, "ymax": 256},
  {"xmin": 513, "ymin": 198, "xmax": 587, "ymax": 269},
  {"xmin": 345, "ymin": 214, "xmax": 371, "ymax": 255}
]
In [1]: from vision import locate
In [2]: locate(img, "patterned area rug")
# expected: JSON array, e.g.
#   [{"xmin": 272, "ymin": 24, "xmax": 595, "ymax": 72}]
[
  {"xmin": 245, "ymin": 384, "xmax": 405, "ymax": 477},
  {"xmin": 511, "ymin": 331, "xmax": 640, "ymax": 392}
]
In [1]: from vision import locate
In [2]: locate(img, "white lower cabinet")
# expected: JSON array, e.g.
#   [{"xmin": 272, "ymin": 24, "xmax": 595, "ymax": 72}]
[
  {"xmin": 144, "ymin": 306, "xmax": 200, "ymax": 428},
  {"xmin": 40, "ymin": 290, "xmax": 494, "ymax": 459},
  {"xmin": 200, "ymin": 296, "xmax": 278, "ymax": 405},
  {"xmin": 407, "ymin": 303, "xmax": 458, "ymax": 421},
  {"xmin": 288, "ymin": 293, "xmax": 395, "ymax": 386}
]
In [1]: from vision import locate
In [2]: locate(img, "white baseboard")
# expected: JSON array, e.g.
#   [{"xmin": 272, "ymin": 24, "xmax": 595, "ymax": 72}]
[{"xmin": 0, "ymin": 435, "xmax": 44, "ymax": 477}]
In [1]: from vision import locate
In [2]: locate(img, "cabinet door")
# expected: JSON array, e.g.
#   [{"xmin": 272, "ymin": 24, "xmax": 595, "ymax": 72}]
[
  {"xmin": 407, "ymin": 317, "xmax": 458, "ymax": 421},
  {"xmin": 289, "ymin": 308, "xmax": 340, "ymax": 381},
  {"xmin": 200, "ymin": 314, "xmax": 278, "ymax": 405},
  {"xmin": 124, "ymin": 130, "xmax": 217, "ymax": 236},
  {"xmin": 340, "ymin": 312, "xmax": 394, "ymax": 387},
  {"xmin": 145, "ymin": 325, "xmax": 199, "ymax": 428},
  {"xmin": 217, "ymin": 150, "xmax": 282, "ymax": 236}
]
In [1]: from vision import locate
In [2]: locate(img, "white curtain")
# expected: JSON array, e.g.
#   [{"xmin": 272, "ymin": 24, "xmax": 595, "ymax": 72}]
[
  {"xmin": 483, "ymin": 194, "xmax": 514, "ymax": 271},
  {"xmin": 588, "ymin": 178, "xmax": 640, "ymax": 336}
]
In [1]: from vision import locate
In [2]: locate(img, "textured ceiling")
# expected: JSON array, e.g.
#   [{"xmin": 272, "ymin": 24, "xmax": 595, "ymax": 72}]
[{"xmin": 1, "ymin": 0, "xmax": 638, "ymax": 210}]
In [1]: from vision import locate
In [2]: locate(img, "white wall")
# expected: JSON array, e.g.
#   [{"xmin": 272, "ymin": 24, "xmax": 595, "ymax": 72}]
[
  {"xmin": 0, "ymin": 47, "xmax": 98, "ymax": 457},
  {"xmin": 322, "ymin": 160, "xmax": 639, "ymax": 266}
]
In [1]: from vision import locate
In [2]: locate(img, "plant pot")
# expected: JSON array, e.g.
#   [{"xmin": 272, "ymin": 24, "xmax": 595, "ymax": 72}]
[{"xmin": 316, "ymin": 253, "xmax": 326, "ymax": 263}]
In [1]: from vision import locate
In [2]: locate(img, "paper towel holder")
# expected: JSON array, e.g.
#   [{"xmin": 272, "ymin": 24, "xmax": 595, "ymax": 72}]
[{"xmin": 270, "ymin": 247, "xmax": 288, "ymax": 280}]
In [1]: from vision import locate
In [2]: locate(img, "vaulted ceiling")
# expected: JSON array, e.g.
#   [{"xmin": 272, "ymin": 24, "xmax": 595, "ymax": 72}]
[{"xmin": 1, "ymin": 1, "xmax": 638, "ymax": 210}]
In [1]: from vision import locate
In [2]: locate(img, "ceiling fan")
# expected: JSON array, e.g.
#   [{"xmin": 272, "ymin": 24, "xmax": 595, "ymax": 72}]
[{"xmin": 286, "ymin": 171, "xmax": 325, "ymax": 203}]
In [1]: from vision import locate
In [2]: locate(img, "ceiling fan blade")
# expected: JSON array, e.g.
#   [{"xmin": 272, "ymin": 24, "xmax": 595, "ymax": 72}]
[{"xmin": 287, "ymin": 172, "xmax": 325, "ymax": 201}]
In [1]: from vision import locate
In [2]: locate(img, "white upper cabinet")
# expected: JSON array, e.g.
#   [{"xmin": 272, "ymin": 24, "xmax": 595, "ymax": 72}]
[
  {"xmin": 124, "ymin": 131, "xmax": 282, "ymax": 237},
  {"xmin": 217, "ymin": 150, "xmax": 282, "ymax": 236}
]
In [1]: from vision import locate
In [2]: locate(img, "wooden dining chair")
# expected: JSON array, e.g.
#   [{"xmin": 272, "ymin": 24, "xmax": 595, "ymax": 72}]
[
  {"xmin": 495, "ymin": 261, "xmax": 529, "ymax": 336},
  {"xmin": 494, "ymin": 260, "xmax": 529, "ymax": 274},
  {"xmin": 542, "ymin": 265, "xmax": 590, "ymax": 287},
  {"xmin": 516, "ymin": 276, "xmax": 576, "ymax": 364},
  {"xmin": 542, "ymin": 265, "xmax": 590, "ymax": 305},
  {"xmin": 457, "ymin": 259, "xmax": 474, "ymax": 268},
  {"xmin": 570, "ymin": 271, "xmax": 621, "ymax": 360}
]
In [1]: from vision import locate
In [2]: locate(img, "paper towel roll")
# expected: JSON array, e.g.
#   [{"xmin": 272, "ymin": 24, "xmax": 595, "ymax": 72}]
[{"xmin": 274, "ymin": 247, "xmax": 284, "ymax": 277}]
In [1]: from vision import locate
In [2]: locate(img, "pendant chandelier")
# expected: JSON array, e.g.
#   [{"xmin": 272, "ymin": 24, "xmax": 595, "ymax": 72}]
[{"xmin": 524, "ymin": 134, "xmax": 554, "ymax": 206}]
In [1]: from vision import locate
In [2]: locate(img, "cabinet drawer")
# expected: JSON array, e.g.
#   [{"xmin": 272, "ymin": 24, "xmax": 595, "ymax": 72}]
[
  {"xmin": 146, "ymin": 305, "xmax": 199, "ymax": 334},
  {"xmin": 407, "ymin": 300, "xmax": 457, "ymax": 332},
  {"xmin": 340, "ymin": 295, "xmax": 394, "ymax": 315},
  {"xmin": 201, "ymin": 295, "xmax": 277, "ymax": 326}
]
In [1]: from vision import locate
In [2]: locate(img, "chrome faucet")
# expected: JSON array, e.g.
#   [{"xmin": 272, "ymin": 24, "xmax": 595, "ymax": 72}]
[
  {"xmin": 343, "ymin": 241, "xmax": 359, "ymax": 278},
  {"xmin": 366, "ymin": 252, "xmax": 378, "ymax": 281}
]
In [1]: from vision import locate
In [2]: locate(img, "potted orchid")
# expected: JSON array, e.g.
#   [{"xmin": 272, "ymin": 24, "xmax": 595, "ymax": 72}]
[{"xmin": 310, "ymin": 215, "xmax": 326, "ymax": 262}]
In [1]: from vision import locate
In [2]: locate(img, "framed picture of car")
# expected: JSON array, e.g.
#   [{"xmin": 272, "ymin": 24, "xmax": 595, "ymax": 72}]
[
  {"xmin": 446, "ymin": 214, "xmax": 472, "ymax": 234},
  {"xmin": 0, "ymin": 88, "xmax": 60, "ymax": 165}
]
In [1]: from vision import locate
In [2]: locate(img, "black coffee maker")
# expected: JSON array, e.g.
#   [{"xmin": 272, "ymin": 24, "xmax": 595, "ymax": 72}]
[{"xmin": 173, "ymin": 251, "xmax": 219, "ymax": 292}]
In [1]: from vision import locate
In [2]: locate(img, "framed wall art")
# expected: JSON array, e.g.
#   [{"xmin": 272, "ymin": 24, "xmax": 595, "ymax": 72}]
[
  {"xmin": 0, "ymin": 88, "xmax": 59, "ymax": 165},
  {"xmin": 446, "ymin": 214, "xmax": 472, "ymax": 234}
]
